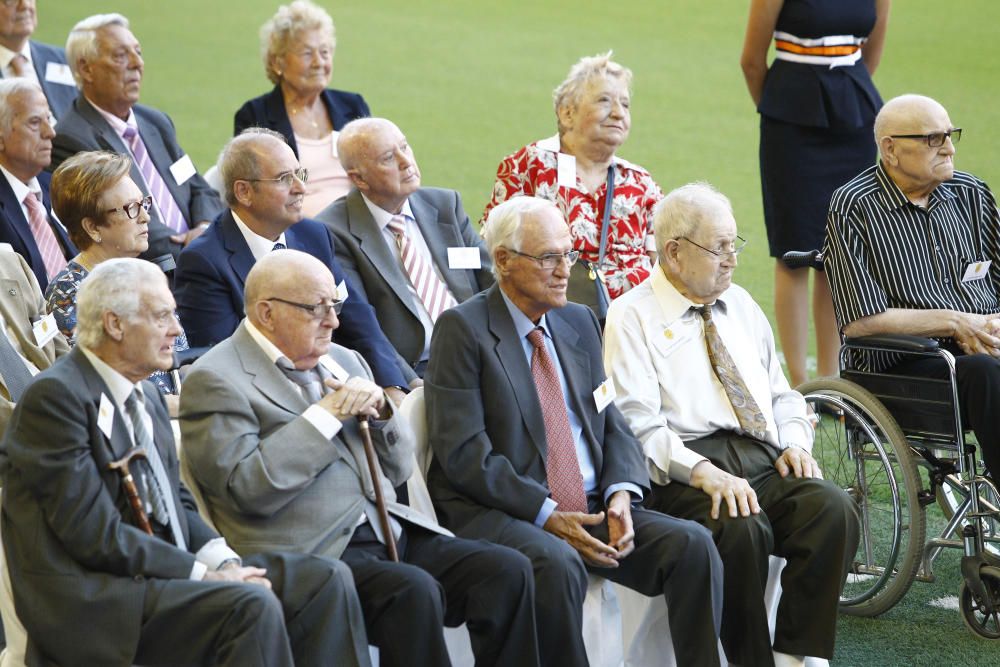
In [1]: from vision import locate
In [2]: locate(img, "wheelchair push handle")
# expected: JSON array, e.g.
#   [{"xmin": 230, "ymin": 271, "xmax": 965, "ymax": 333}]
[{"xmin": 781, "ymin": 249, "xmax": 824, "ymax": 271}]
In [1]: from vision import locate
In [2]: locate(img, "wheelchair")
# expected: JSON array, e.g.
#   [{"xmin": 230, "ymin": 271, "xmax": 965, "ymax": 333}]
[{"xmin": 784, "ymin": 250, "xmax": 1000, "ymax": 639}]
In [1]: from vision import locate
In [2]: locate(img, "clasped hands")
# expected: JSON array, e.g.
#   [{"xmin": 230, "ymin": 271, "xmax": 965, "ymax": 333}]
[
  {"xmin": 318, "ymin": 376, "xmax": 388, "ymax": 421},
  {"xmin": 544, "ymin": 490, "xmax": 635, "ymax": 568},
  {"xmin": 203, "ymin": 561, "xmax": 271, "ymax": 589},
  {"xmin": 954, "ymin": 313, "xmax": 1000, "ymax": 358}
]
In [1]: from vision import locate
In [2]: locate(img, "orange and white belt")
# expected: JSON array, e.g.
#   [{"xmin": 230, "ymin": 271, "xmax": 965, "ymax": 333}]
[{"xmin": 773, "ymin": 31, "xmax": 866, "ymax": 68}]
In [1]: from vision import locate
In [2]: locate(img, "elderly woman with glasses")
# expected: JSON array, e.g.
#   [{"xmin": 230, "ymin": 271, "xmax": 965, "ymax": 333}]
[
  {"xmin": 234, "ymin": 0, "xmax": 369, "ymax": 216},
  {"xmin": 44, "ymin": 151, "xmax": 189, "ymax": 404},
  {"xmin": 481, "ymin": 51, "xmax": 662, "ymax": 300}
]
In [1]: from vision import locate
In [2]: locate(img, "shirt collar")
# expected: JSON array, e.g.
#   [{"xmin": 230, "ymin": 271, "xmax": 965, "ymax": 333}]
[
  {"xmin": 649, "ymin": 263, "xmax": 730, "ymax": 323},
  {"xmin": 499, "ymin": 288, "xmax": 551, "ymax": 340},
  {"xmin": 80, "ymin": 345, "xmax": 143, "ymax": 408},
  {"xmin": 0, "ymin": 43, "xmax": 30, "ymax": 71},
  {"xmin": 231, "ymin": 210, "xmax": 287, "ymax": 262},
  {"xmin": 0, "ymin": 164, "xmax": 40, "ymax": 203},
  {"xmin": 875, "ymin": 160, "xmax": 957, "ymax": 211},
  {"xmin": 86, "ymin": 96, "xmax": 135, "ymax": 137},
  {"xmin": 360, "ymin": 192, "xmax": 414, "ymax": 232},
  {"xmin": 535, "ymin": 133, "xmax": 626, "ymax": 168},
  {"xmin": 243, "ymin": 318, "xmax": 289, "ymax": 365}
]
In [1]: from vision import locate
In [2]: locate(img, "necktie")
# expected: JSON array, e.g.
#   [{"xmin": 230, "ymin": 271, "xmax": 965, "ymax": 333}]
[
  {"xmin": 272, "ymin": 242, "xmax": 286, "ymax": 251},
  {"xmin": 8, "ymin": 53, "xmax": 28, "ymax": 78},
  {"xmin": 699, "ymin": 304, "xmax": 769, "ymax": 440},
  {"xmin": 527, "ymin": 327, "xmax": 587, "ymax": 513},
  {"xmin": 0, "ymin": 330, "xmax": 32, "ymax": 401},
  {"xmin": 121, "ymin": 126, "xmax": 188, "ymax": 234},
  {"xmin": 387, "ymin": 215, "xmax": 457, "ymax": 322},
  {"xmin": 277, "ymin": 358, "xmax": 324, "ymax": 403},
  {"xmin": 23, "ymin": 192, "xmax": 67, "ymax": 280},
  {"xmin": 123, "ymin": 389, "xmax": 187, "ymax": 549}
]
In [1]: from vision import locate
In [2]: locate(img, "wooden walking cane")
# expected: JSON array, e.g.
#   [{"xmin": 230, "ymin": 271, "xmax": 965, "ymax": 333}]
[
  {"xmin": 108, "ymin": 447, "xmax": 154, "ymax": 535},
  {"xmin": 358, "ymin": 415, "xmax": 399, "ymax": 562}
]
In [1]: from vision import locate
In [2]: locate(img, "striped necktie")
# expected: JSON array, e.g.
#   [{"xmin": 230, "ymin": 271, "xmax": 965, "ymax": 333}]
[
  {"xmin": 122, "ymin": 125, "xmax": 188, "ymax": 233},
  {"xmin": 387, "ymin": 215, "xmax": 456, "ymax": 322},
  {"xmin": 22, "ymin": 192, "xmax": 67, "ymax": 279}
]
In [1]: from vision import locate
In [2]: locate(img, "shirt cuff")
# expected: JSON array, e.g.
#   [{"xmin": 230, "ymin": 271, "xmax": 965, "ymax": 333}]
[
  {"xmin": 778, "ymin": 417, "xmax": 815, "ymax": 454},
  {"xmin": 604, "ymin": 482, "xmax": 643, "ymax": 504},
  {"xmin": 189, "ymin": 561, "xmax": 208, "ymax": 581},
  {"xmin": 533, "ymin": 497, "xmax": 558, "ymax": 527},
  {"xmin": 194, "ymin": 536, "xmax": 241, "ymax": 572},
  {"xmin": 303, "ymin": 404, "xmax": 343, "ymax": 440}
]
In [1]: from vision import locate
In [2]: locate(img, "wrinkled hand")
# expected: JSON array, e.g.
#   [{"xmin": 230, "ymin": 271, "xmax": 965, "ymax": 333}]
[
  {"xmin": 203, "ymin": 564, "xmax": 272, "ymax": 589},
  {"xmin": 544, "ymin": 510, "xmax": 619, "ymax": 568},
  {"xmin": 606, "ymin": 490, "xmax": 636, "ymax": 560},
  {"xmin": 384, "ymin": 386, "xmax": 407, "ymax": 408},
  {"xmin": 690, "ymin": 460, "xmax": 760, "ymax": 520},
  {"xmin": 775, "ymin": 447, "xmax": 823, "ymax": 479},
  {"xmin": 954, "ymin": 313, "xmax": 1000, "ymax": 357},
  {"xmin": 321, "ymin": 377, "xmax": 385, "ymax": 420},
  {"xmin": 170, "ymin": 222, "xmax": 210, "ymax": 247}
]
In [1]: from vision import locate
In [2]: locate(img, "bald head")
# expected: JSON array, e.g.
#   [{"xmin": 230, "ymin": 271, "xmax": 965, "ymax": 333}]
[
  {"xmin": 336, "ymin": 117, "xmax": 396, "ymax": 172},
  {"xmin": 874, "ymin": 94, "xmax": 950, "ymax": 145},
  {"xmin": 336, "ymin": 117, "xmax": 421, "ymax": 213},
  {"xmin": 245, "ymin": 249, "xmax": 331, "ymax": 316},
  {"xmin": 874, "ymin": 94, "xmax": 957, "ymax": 200}
]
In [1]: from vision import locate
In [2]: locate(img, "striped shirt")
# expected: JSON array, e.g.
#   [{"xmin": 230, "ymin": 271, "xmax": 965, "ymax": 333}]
[{"xmin": 823, "ymin": 162, "xmax": 1000, "ymax": 371}]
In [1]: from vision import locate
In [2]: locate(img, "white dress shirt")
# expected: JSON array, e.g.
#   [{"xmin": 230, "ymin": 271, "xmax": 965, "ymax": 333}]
[
  {"xmin": 0, "ymin": 43, "xmax": 38, "ymax": 84},
  {"xmin": 603, "ymin": 265, "xmax": 813, "ymax": 486},
  {"xmin": 0, "ymin": 164, "xmax": 42, "ymax": 227},
  {"xmin": 231, "ymin": 211, "xmax": 287, "ymax": 260}
]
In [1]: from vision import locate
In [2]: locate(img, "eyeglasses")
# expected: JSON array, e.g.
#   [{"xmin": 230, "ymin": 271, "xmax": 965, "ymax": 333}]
[
  {"xmin": 889, "ymin": 128, "xmax": 962, "ymax": 148},
  {"xmin": 248, "ymin": 168, "xmax": 309, "ymax": 188},
  {"xmin": 508, "ymin": 249, "xmax": 580, "ymax": 270},
  {"xmin": 106, "ymin": 195, "xmax": 153, "ymax": 220},
  {"xmin": 678, "ymin": 235, "xmax": 747, "ymax": 259},
  {"xmin": 265, "ymin": 296, "xmax": 344, "ymax": 318}
]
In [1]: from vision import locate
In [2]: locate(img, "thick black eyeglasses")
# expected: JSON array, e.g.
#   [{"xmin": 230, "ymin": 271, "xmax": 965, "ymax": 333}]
[
  {"xmin": 249, "ymin": 168, "xmax": 310, "ymax": 187},
  {"xmin": 679, "ymin": 235, "xmax": 747, "ymax": 259},
  {"xmin": 106, "ymin": 195, "xmax": 153, "ymax": 220},
  {"xmin": 508, "ymin": 249, "xmax": 580, "ymax": 270},
  {"xmin": 889, "ymin": 128, "xmax": 962, "ymax": 148},
  {"xmin": 265, "ymin": 297, "xmax": 344, "ymax": 318}
]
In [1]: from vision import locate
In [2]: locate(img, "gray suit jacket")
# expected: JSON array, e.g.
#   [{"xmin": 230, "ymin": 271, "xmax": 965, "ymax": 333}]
[
  {"xmin": 180, "ymin": 323, "xmax": 446, "ymax": 559},
  {"xmin": 316, "ymin": 188, "xmax": 493, "ymax": 365}
]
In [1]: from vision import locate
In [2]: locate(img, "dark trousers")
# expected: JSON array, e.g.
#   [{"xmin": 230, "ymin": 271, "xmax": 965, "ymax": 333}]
[
  {"xmin": 134, "ymin": 551, "xmax": 368, "ymax": 667},
  {"xmin": 341, "ymin": 523, "xmax": 539, "ymax": 667},
  {"xmin": 891, "ymin": 351, "xmax": 1000, "ymax": 478},
  {"xmin": 455, "ymin": 502, "xmax": 723, "ymax": 667},
  {"xmin": 646, "ymin": 432, "xmax": 859, "ymax": 665}
]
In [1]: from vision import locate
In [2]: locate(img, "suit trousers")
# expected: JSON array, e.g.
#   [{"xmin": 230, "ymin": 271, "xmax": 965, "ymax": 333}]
[
  {"xmin": 133, "ymin": 551, "xmax": 369, "ymax": 667},
  {"xmin": 454, "ymin": 502, "xmax": 723, "ymax": 667},
  {"xmin": 341, "ymin": 523, "xmax": 539, "ymax": 667},
  {"xmin": 646, "ymin": 432, "xmax": 859, "ymax": 665}
]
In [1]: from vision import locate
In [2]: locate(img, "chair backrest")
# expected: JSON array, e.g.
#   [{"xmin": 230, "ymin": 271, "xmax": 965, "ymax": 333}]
[{"xmin": 397, "ymin": 387, "xmax": 439, "ymax": 523}]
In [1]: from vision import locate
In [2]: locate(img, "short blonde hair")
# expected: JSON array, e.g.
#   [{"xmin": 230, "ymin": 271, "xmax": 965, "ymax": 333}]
[
  {"xmin": 260, "ymin": 0, "xmax": 335, "ymax": 85},
  {"xmin": 51, "ymin": 151, "xmax": 133, "ymax": 251},
  {"xmin": 65, "ymin": 13, "xmax": 130, "ymax": 88},
  {"xmin": 553, "ymin": 51, "xmax": 632, "ymax": 131}
]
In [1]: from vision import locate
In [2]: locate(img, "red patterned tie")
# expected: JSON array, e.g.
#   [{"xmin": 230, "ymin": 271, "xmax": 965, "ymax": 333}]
[
  {"xmin": 527, "ymin": 327, "xmax": 588, "ymax": 513},
  {"xmin": 387, "ymin": 215, "xmax": 456, "ymax": 322},
  {"xmin": 23, "ymin": 192, "xmax": 66, "ymax": 279},
  {"xmin": 122, "ymin": 126, "xmax": 188, "ymax": 233}
]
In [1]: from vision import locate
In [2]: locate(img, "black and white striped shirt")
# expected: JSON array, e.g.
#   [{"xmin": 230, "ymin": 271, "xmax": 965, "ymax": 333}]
[{"xmin": 824, "ymin": 162, "xmax": 1000, "ymax": 371}]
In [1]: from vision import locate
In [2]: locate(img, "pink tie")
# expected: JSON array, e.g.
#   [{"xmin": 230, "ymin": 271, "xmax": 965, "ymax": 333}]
[
  {"xmin": 122, "ymin": 126, "xmax": 188, "ymax": 233},
  {"xmin": 387, "ymin": 215, "xmax": 456, "ymax": 322},
  {"xmin": 22, "ymin": 193, "xmax": 66, "ymax": 279},
  {"xmin": 527, "ymin": 327, "xmax": 588, "ymax": 514},
  {"xmin": 8, "ymin": 54, "xmax": 28, "ymax": 78}
]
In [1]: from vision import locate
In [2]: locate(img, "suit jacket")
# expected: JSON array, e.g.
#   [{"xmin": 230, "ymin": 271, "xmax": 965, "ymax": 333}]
[
  {"xmin": 181, "ymin": 325, "xmax": 445, "ymax": 559},
  {"xmin": 0, "ymin": 347, "xmax": 219, "ymax": 666},
  {"xmin": 0, "ymin": 42, "xmax": 76, "ymax": 120},
  {"xmin": 0, "ymin": 251, "xmax": 69, "ymax": 432},
  {"xmin": 316, "ymin": 187, "xmax": 494, "ymax": 365},
  {"xmin": 233, "ymin": 86, "xmax": 370, "ymax": 158},
  {"xmin": 174, "ymin": 209, "xmax": 409, "ymax": 387},
  {"xmin": 50, "ymin": 96, "xmax": 225, "ymax": 262},
  {"xmin": 0, "ymin": 170, "xmax": 76, "ymax": 290},
  {"xmin": 425, "ymin": 285, "xmax": 650, "ymax": 532}
]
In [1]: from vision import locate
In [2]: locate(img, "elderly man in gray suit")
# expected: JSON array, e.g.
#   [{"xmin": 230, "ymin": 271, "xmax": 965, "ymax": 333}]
[
  {"xmin": 180, "ymin": 249, "xmax": 539, "ymax": 667},
  {"xmin": 315, "ymin": 117, "xmax": 493, "ymax": 376}
]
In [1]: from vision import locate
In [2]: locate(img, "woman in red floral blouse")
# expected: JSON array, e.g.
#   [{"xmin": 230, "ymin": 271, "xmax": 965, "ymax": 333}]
[{"xmin": 481, "ymin": 52, "xmax": 663, "ymax": 298}]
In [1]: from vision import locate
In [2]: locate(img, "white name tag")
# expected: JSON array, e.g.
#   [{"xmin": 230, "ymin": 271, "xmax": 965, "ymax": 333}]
[
  {"xmin": 962, "ymin": 260, "xmax": 991, "ymax": 283},
  {"xmin": 593, "ymin": 378, "xmax": 617, "ymax": 413},
  {"xmin": 97, "ymin": 393, "xmax": 115, "ymax": 439},
  {"xmin": 169, "ymin": 154, "xmax": 197, "ymax": 186},
  {"xmin": 32, "ymin": 313, "xmax": 58, "ymax": 347},
  {"xmin": 557, "ymin": 152, "xmax": 576, "ymax": 188},
  {"xmin": 447, "ymin": 247, "xmax": 481, "ymax": 270},
  {"xmin": 44, "ymin": 62, "xmax": 75, "ymax": 86},
  {"xmin": 335, "ymin": 280, "xmax": 349, "ymax": 302},
  {"xmin": 319, "ymin": 354, "xmax": 351, "ymax": 382},
  {"xmin": 330, "ymin": 130, "xmax": 340, "ymax": 158}
]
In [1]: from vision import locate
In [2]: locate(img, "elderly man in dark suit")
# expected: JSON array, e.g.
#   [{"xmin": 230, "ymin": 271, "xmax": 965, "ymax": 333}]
[
  {"xmin": 0, "ymin": 79, "xmax": 74, "ymax": 290},
  {"xmin": 50, "ymin": 13, "xmax": 223, "ymax": 264},
  {"xmin": 425, "ymin": 195, "xmax": 724, "ymax": 667},
  {"xmin": 316, "ymin": 117, "xmax": 493, "ymax": 376},
  {"xmin": 0, "ymin": 0, "xmax": 76, "ymax": 120},
  {"xmin": 0, "ymin": 257, "xmax": 367, "ymax": 667}
]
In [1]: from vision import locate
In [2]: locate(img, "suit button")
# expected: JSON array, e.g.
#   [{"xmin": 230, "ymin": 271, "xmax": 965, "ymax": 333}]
[
  {"xmin": 134, "ymin": 575, "xmax": 144, "ymax": 582},
  {"xmin": 342, "ymin": 528, "xmax": 351, "ymax": 535}
]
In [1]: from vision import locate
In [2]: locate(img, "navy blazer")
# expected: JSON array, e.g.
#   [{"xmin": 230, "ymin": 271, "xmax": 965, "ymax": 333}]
[
  {"xmin": 0, "ymin": 41, "xmax": 77, "ymax": 120},
  {"xmin": 0, "ymin": 170, "xmax": 76, "ymax": 290},
  {"xmin": 234, "ymin": 86, "xmax": 370, "ymax": 157},
  {"xmin": 174, "ymin": 210, "xmax": 408, "ymax": 388}
]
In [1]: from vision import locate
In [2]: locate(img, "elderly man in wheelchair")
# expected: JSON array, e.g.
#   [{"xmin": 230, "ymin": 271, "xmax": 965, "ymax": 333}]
[{"xmin": 793, "ymin": 93, "xmax": 1000, "ymax": 638}]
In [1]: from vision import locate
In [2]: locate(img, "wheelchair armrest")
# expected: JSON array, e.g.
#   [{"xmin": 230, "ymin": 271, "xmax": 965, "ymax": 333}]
[
  {"xmin": 780, "ymin": 250, "xmax": 824, "ymax": 271},
  {"xmin": 843, "ymin": 334, "xmax": 941, "ymax": 353}
]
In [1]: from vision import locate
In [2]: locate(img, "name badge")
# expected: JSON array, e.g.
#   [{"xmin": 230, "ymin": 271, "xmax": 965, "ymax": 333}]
[
  {"xmin": 557, "ymin": 152, "xmax": 576, "ymax": 188},
  {"xmin": 330, "ymin": 130, "xmax": 340, "ymax": 158},
  {"xmin": 319, "ymin": 354, "xmax": 351, "ymax": 382},
  {"xmin": 97, "ymin": 393, "xmax": 115, "ymax": 439},
  {"xmin": 962, "ymin": 260, "xmax": 991, "ymax": 283},
  {"xmin": 169, "ymin": 154, "xmax": 197, "ymax": 186},
  {"xmin": 593, "ymin": 378, "xmax": 617, "ymax": 413},
  {"xmin": 447, "ymin": 247, "xmax": 481, "ymax": 270},
  {"xmin": 335, "ymin": 280, "xmax": 349, "ymax": 302},
  {"xmin": 44, "ymin": 62, "xmax": 75, "ymax": 86},
  {"xmin": 32, "ymin": 312, "xmax": 58, "ymax": 347}
]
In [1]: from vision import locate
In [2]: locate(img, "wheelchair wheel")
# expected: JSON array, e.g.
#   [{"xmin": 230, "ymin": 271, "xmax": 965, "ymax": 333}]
[
  {"xmin": 936, "ymin": 474, "xmax": 1000, "ymax": 556},
  {"xmin": 960, "ymin": 565, "xmax": 1000, "ymax": 639},
  {"xmin": 798, "ymin": 377, "xmax": 926, "ymax": 617}
]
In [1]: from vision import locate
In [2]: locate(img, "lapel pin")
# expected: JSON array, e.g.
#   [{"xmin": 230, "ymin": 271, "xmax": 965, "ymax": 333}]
[{"xmin": 8, "ymin": 289, "xmax": 15, "ymax": 296}]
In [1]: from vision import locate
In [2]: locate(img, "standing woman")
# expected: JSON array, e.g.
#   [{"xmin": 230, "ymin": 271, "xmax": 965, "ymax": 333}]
[{"xmin": 741, "ymin": 0, "xmax": 889, "ymax": 386}]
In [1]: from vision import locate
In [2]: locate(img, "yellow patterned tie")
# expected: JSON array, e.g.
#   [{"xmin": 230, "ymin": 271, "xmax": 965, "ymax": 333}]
[{"xmin": 699, "ymin": 304, "xmax": 768, "ymax": 440}]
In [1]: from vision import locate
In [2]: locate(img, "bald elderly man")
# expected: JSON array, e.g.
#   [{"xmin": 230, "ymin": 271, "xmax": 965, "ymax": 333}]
[{"xmin": 825, "ymin": 93, "xmax": 1000, "ymax": 479}]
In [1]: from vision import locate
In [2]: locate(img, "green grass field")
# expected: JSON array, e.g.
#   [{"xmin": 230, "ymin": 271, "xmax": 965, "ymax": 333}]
[{"xmin": 36, "ymin": 1, "xmax": 1000, "ymax": 664}]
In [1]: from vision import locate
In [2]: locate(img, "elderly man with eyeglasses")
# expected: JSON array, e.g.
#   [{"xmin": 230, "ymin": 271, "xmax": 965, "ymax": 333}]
[
  {"xmin": 825, "ymin": 93, "xmax": 1000, "ymax": 481},
  {"xmin": 603, "ymin": 182, "xmax": 858, "ymax": 667}
]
